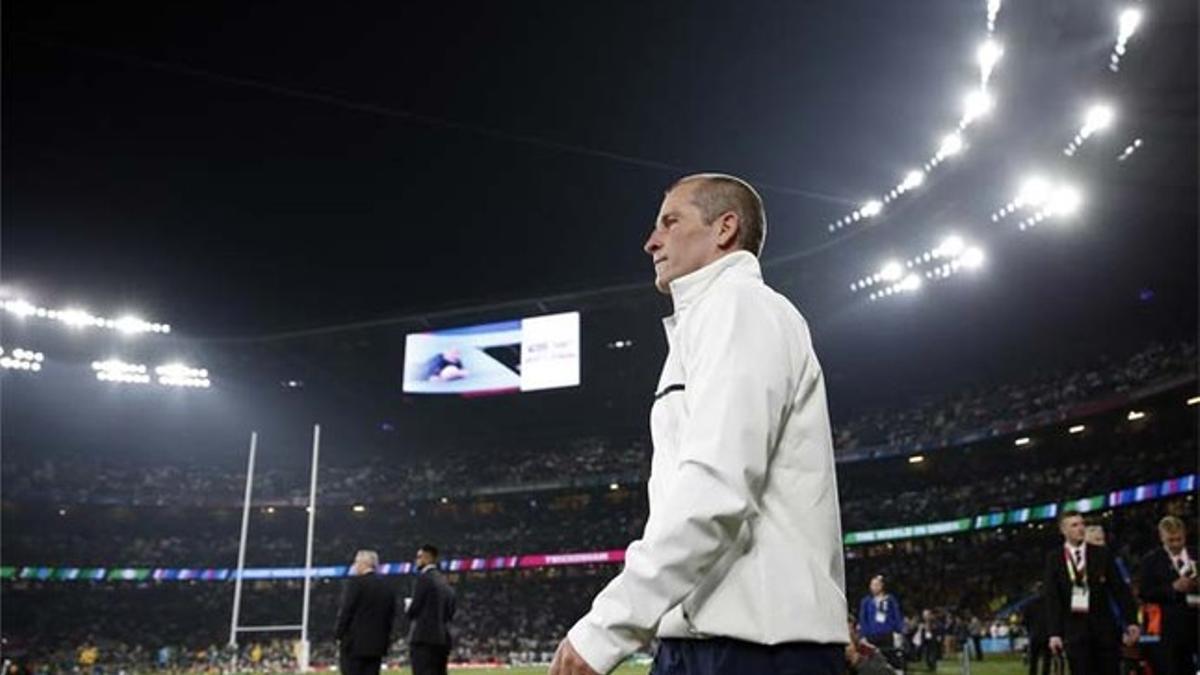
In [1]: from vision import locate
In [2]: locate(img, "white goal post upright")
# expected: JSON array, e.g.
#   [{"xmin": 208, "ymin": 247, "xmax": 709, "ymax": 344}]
[
  {"xmin": 227, "ymin": 425, "xmax": 322, "ymax": 673},
  {"xmin": 229, "ymin": 431, "xmax": 257, "ymax": 650},
  {"xmin": 299, "ymin": 423, "xmax": 321, "ymax": 672}
]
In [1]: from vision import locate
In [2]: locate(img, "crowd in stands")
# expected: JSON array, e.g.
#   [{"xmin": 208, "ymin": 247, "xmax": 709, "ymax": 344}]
[
  {"xmin": 4, "ymin": 388, "xmax": 1192, "ymax": 570},
  {"xmin": 2, "ymin": 496, "xmax": 1192, "ymax": 672},
  {"xmin": 3, "ymin": 341, "xmax": 1192, "ymax": 511},
  {"xmin": 1, "ymin": 339, "xmax": 1195, "ymax": 671},
  {"xmin": 833, "ymin": 340, "xmax": 1195, "ymax": 451}
]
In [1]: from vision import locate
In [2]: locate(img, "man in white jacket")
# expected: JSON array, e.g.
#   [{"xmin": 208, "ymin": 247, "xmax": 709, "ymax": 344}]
[{"xmin": 549, "ymin": 174, "xmax": 848, "ymax": 675}]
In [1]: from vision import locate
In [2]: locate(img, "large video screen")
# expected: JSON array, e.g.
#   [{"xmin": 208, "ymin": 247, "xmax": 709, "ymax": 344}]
[{"xmin": 402, "ymin": 311, "xmax": 580, "ymax": 395}]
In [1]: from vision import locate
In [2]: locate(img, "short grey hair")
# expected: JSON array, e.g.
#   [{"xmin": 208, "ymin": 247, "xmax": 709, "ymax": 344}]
[
  {"xmin": 355, "ymin": 549, "xmax": 379, "ymax": 569},
  {"xmin": 670, "ymin": 173, "xmax": 767, "ymax": 257}
]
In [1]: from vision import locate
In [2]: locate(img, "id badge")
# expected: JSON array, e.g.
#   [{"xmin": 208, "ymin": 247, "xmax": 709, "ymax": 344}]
[
  {"xmin": 876, "ymin": 610, "xmax": 887, "ymax": 624},
  {"xmin": 1071, "ymin": 586, "xmax": 1090, "ymax": 613},
  {"xmin": 1187, "ymin": 593, "xmax": 1199, "ymax": 608}
]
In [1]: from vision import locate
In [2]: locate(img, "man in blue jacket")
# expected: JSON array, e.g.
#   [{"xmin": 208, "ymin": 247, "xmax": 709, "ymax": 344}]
[{"xmin": 858, "ymin": 575, "xmax": 904, "ymax": 648}]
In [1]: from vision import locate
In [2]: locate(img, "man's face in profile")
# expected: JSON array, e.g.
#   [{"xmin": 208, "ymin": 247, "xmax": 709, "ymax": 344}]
[{"xmin": 644, "ymin": 181, "xmax": 725, "ymax": 294}]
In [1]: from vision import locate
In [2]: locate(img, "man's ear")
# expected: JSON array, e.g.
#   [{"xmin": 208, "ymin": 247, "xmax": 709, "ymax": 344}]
[{"xmin": 715, "ymin": 211, "xmax": 740, "ymax": 250}]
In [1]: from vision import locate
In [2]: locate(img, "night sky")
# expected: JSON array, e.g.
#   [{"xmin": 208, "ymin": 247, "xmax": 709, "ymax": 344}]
[{"xmin": 3, "ymin": 1, "xmax": 1196, "ymax": 387}]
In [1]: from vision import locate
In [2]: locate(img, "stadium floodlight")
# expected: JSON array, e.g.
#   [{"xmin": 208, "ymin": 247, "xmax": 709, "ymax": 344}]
[
  {"xmin": 908, "ymin": 455, "xmax": 925, "ymax": 464},
  {"xmin": 879, "ymin": 261, "xmax": 905, "ymax": 282},
  {"xmin": 986, "ymin": 0, "xmax": 1002, "ymax": 32},
  {"xmin": 2, "ymin": 298, "xmax": 171, "ymax": 335},
  {"xmin": 92, "ymin": 359, "xmax": 152, "ymax": 385},
  {"xmin": 1126, "ymin": 410, "xmax": 1146, "ymax": 421},
  {"xmin": 609, "ymin": 482, "xmax": 620, "ymax": 491},
  {"xmin": 1047, "ymin": 186, "xmax": 1082, "ymax": 217},
  {"xmin": 3, "ymin": 299, "xmax": 37, "ymax": 318},
  {"xmin": 1187, "ymin": 395, "xmax": 1200, "ymax": 406},
  {"xmin": 899, "ymin": 274, "xmax": 922, "ymax": 293},
  {"xmin": 962, "ymin": 89, "xmax": 994, "ymax": 124},
  {"xmin": 265, "ymin": 506, "xmax": 276, "ymax": 514},
  {"xmin": 1117, "ymin": 7, "xmax": 1143, "ymax": 43},
  {"xmin": 1110, "ymin": 7, "xmax": 1144, "ymax": 71},
  {"xmin": 156, "ymin": 362, "xmax": 211, "ymax": 388},
  {"xmin": 352, "ymin": 504, "xmax": 366, "ymax": 513},
  {"xmin": 114, "ymin": 315, "xmax": 154, "ymax": 335},
  {"xmin": 1082, "ymin": 105, "xmax": 1114, "ymax": 138},
  {"xmin": 960, "ymin": 247, "xmax": 986, "ymax": 270},
  {"xmin": 859, "ymin": 200, "xmax": 883, "ymax": 218},
  {"xmin": 937, "ymin": 132, "xmax": 964, "ymax": 158},
  {"xmin": 1014, "ymin": 436, "xmax": 1031, "ymax": 446},
  {"xmin": 1016, "ymin": 176, "xmax": 1052, "ymax": 208},
  {"xmin": 934, "ymin": 235, "xmax": 966, "ymax": 259},
  {"xmin": 977, "ymin": 39, "xmax": 1004, "ymax": 85},
  {"xmin": 899, "ymin": 169, "xmax": 926, "ymax": 192},
  {"xmin": 1068, "ymin": 424, "xmax": 1086, "ymax": 434},
  {"xmin": 1117, "ymin": 138, "xmax": 1143, "ymax": 162}
]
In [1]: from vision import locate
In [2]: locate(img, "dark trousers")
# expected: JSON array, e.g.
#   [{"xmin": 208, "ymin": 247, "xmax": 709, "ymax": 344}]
[
  {"xmin": 921, "ymin": 642, "xmax": 939, "ymax": 671},
  {"xmin": 650, "ymin": 637, "xmax": 845, "ymax": 675},
  {"xmin": 1162, "ymin": 635, "xmax": 1198, "ymax": 675},
  {"xmin": 410, "ymin": 643, "xmax": 449, "ymax": 675},
  {"xmin": 339, "ymin": 654, "xmax": 382, "ymax": 675},
  {"xmin": 972, "ymin": 635, "xmax": 984, "ymax": 661},
  {"xmin": 1028, "ymin": 639, "xmax": 1052, "ymax": 675},
  {"xmin": 1065, "ymin": 637, "xmax": 1119, "ymax": 675}
]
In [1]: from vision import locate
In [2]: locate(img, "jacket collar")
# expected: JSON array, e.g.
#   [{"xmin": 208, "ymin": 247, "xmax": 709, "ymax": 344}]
[
  {"xmin": 420, "ymin": 564, "xmax": 438, "ymax": 574},
  {"xmin": 667, "ymin": 250, "xmax": 762, "ymax": 315}
]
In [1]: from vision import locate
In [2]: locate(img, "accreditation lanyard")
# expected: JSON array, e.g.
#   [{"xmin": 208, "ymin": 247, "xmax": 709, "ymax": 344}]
[{"xmin": 1064, "ymin": 547, "xmax": 1090, "ymax": 613}]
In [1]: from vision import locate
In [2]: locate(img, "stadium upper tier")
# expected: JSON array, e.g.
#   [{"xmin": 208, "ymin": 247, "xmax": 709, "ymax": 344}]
[
  {"xmin": 2, "ymin": 340, "xmax": 1193, "ymax": 509},
  {"xmin": 3, "ymin": 388, "xmax": 1193, "ymax": 569}
]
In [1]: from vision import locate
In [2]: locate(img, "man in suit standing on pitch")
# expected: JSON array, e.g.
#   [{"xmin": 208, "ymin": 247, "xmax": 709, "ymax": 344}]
[
  {"xmin": 335, "ymin": 550, "xmax": 397, "ymax": 675},
  {"xmin": 406, "ymin": 544, "xmax": 456, "ymax": 675},
  {"xmin": 1043, "ymin": 510, "xmax": 1139, "ymax": 675},
  {"xmin": 1138, "ymin": 515, "xmax": 1198, "ymax": 675}
]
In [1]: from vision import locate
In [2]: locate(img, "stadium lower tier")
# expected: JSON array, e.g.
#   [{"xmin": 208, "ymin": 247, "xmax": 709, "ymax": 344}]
[
  {"xmin": 2, "ymin": 406, "xmax": 1192, "ymax": 569},
  {"xmin": 2, "ymin": 497, "xmax": 1192, "ymax": 671}
]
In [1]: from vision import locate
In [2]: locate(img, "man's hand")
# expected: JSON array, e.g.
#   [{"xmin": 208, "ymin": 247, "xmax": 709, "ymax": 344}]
[
  {"xmin": 1048, "ymin": 636, "xmax": 1064, "ymax": 654},
  {"xmin": 1123, "ymin": 624, "xmax": 1141, "ymax": 646},
  {"xmin": 548, "ymin": 638, "xmax": 600, "ymax": 675},
  {"xmin": 1172, "ymin": 575, "xmax": 1197, "ymax": 593}
]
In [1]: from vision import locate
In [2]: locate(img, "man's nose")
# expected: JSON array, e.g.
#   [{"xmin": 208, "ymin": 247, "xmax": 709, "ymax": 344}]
[{"xmin": 644, "ymin": 231, "xmax": 661, "ymax": 255}]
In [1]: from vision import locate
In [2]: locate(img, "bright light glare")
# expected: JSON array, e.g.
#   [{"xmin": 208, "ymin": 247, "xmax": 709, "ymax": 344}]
[
  {"xmin": 899, "ymin": 274, "xmax": 922, "ymax": 292},
  {"xmin": 1014, "ymin": 437, "xmax": 1031, "ymax": 446},
  {"xmin": 908, "ymin": 455, "xmax": 925, "ymax": 464},
  {"xmin": 1127, "ymin": 410, "xmax": 1146, "ymax": 421},
  {"xmin": 114, "ymin": 316, "xmax": 149, "ymax": 334},
  {"xmin": 1118, "ymin": 7, "xmax": 1143, "ymax": 41},
  {"xmin": 963, "ymin": 90, "xmax": 994, "ymax": 122},
  {"xmin": 1016, "ymin": 176, "xmax": 1052, "ymax": 207},
  {"xmin": 936, "ymin": 235, "xmax": 966, "ymax": 258},
  {"xmin": 859, "ymin": 200, "xmax": 883, "ymax": 218},
  {"xmin": 977, "ymin": 39, "xmax": 1004, "ymax": 82},
  {"xmin": 1048, "ymin": 186, "xmax": 1082, "ymax": 216},
  {"xmin": 1083, "ymin": 105, "xmax": 1114, "ymax": 136},
  {"xmin": 938, "ymin": 133, "xmax": 964, "ymax": 157},
  {"xmin": 4, "ymin": 299, "xmax": 37, "ymax": 317},
  {"xmin": 900, "ymin": 169, "xmax": 926, "ymax": 191},
  {"xmin": 1068, "ymin": 425, "xmax": 1086, "ymax": 434},
  {"xmin": 961, "ymin": 247, "xmax": 986, "ymax": 269},
  {"xmin": 880, "ymin": 261, "xmax": 904, "ymax": 282}
]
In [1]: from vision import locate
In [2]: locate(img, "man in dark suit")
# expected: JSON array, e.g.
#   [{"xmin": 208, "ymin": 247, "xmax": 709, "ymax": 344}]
[
  {"xmin": 1023, "ymin": 583, "xmax": 1053, "ymax": 675},
  {"xmin": 406, "ymin": 544, "xmax": 456, "ymax": 675},
  {"xmin": 1138, "ymin": 515, "xmax": 1198, "ymax": 675},
  {"xmin": 1043, "ymin": 510, "xmax": 1140, "ymax": 675},
  {"xmin": 335, "ymin": 550, "xmax": 397, "ymax": 675}
]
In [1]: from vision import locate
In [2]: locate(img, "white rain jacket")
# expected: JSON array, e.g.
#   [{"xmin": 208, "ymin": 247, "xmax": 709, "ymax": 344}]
[{"xmin": 568, "ymin": 251, "xmax": 848, "ymax": 673}]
